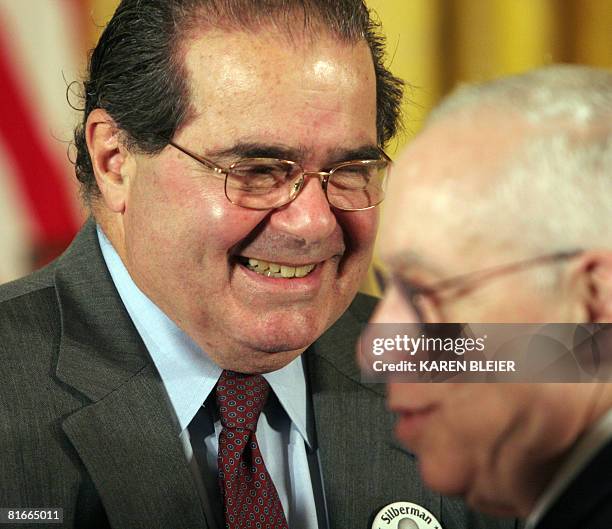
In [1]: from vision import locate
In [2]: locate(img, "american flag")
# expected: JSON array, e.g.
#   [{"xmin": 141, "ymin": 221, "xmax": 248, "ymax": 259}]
[{"xmin": 0, "ymin": 0, "xmax": 98, "ymax": 283}]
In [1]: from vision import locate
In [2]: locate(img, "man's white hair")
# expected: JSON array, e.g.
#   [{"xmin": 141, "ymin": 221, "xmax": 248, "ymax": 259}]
[{"xmin": 426, "ymin": 65, "xmax": 612, "ymax": 258}]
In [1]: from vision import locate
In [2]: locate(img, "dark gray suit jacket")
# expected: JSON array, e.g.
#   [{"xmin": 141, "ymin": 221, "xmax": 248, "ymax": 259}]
[
  {"xmin": 0, "ymin": 221, "xmax": 516, "ymax": 529},
  {"xmin": 535, "ymin": 440, "xmax": 612, "ymax": 529}
]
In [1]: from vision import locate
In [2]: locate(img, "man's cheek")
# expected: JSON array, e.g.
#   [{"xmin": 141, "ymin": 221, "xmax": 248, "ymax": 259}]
[{"xmin": 351, "ymin": 215, "xmax": 379, "ymax": 252}]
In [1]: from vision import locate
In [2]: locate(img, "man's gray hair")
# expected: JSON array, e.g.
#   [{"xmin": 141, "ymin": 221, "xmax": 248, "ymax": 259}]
[{"xmin": 427, "ymin": 65, "xmax": 612, "ymax": 258}]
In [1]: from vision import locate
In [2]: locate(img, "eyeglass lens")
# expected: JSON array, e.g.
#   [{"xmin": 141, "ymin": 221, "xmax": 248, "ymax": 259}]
[{"xmin": 225, "ymin": 158, "xmax": 388, "ymax": 210}]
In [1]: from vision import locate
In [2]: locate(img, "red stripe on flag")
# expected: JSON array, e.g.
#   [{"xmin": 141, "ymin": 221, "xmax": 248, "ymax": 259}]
[{"xmin": 0, "ymin": 17, "xmax": 78, "ymax": 247}]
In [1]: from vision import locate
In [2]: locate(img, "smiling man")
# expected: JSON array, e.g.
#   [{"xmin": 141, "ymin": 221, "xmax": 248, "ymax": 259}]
[
  {"xmin": 0, "ymin": 2, "xmax": 513, "ymax": 529},
  {"xmin": 92, "ymin": 27, "xmax": 381, "ymax": 375},
  {"xmin": 373, "ymin": 65, "xmax": 612, "ymax": 529}
]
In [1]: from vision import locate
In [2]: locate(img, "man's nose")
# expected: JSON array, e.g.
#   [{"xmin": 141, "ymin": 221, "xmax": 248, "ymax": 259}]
[{"xmin": 268, "ymin": 175, "xmax": 337, "ymax": 243}]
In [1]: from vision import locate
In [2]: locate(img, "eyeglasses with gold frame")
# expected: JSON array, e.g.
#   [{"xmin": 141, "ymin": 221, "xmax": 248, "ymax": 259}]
[{"xmin": 168, "ymin": 140, "xmax": 391, "ymax": 211}]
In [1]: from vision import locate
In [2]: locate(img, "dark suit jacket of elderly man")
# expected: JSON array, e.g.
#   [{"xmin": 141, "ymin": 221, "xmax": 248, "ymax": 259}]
[
  {"xmin": 0, "ymin": 221, "xmax": 516, "ymax": 529},
  {"xmin": 533, "ymin": 440, "xmax": 612, "ymax": 529}
]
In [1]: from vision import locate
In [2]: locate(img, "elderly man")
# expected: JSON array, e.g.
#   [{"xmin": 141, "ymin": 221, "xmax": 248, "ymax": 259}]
[
  {"xmin": 0, "ymin": 1, "xmax": 511, "ymax": 529},
  {"xmin": 373, "ymin": 65, "xmax": 612, "ymax": 529}
]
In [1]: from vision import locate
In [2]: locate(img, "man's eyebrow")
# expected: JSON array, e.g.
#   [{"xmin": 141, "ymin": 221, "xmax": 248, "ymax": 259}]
[
  {"xmin": 204, "ymin": 143, "xmax": 383, "ymax": 164},
  {"xmin": 205, "ymin": 143, "xmax": 305, "ymax": 162},
  {"xmin": 386, "ymin": 250, "xmax": 423, "ymax": 269},
  {"xmin": 387, "ymin": 251, "xmax": 445, "ymax": 279},
  {"xmin": 326, "ymin": 145, "xmax": 384, "ymax": 165}
]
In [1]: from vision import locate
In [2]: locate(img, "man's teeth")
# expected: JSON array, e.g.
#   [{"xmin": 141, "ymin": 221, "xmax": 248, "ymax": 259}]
[{"xmin": 246, "ymin": 258, "xmax": 316, "ymax": 278}]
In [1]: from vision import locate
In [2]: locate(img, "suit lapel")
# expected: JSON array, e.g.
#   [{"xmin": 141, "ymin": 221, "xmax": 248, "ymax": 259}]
[
  {"xmin": 53, "ymin": 221, "xmax": 214, "ymax": 529},
  {"xmin": 62, "ymin": 364, "xmax": 210, "ymax": 529},
  {"xmin": 536, "ymin": 440, "xmax": 612, "ymax": 529},
  {"xmin": 307, "ymin": 295, "xmax": 443, "ymax": 528}
]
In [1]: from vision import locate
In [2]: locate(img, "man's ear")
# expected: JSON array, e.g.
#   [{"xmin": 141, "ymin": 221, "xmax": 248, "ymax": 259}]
[
  {"xmin": 575, "ymin": 251, "xmax": 612, "ymax": 322},
  {"xmin": 85, "ymin": 108, "xmax": 133, "ymax": 213}
]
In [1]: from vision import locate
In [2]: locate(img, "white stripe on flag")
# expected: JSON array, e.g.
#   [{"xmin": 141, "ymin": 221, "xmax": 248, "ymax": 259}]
[{"xmin": 0, "ymin": 143, "xmax": 33, "ymax": 283}]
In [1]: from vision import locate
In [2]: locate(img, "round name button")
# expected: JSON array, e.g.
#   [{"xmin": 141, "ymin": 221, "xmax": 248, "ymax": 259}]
[{"xmin": 371, "ymin": 501, "xmax": 443, "ymax": 529}]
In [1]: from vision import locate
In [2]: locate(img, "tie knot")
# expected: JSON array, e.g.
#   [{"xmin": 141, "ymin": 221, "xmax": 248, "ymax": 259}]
[{"xmin": 215, "ymin": 370, "xmax": 270, "ymax": 430}]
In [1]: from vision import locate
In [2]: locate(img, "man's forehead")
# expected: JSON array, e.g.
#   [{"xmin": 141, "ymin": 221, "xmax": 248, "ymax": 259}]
[
  {"xmin": 176, "ymin": 28, "xmax": 377, "ymax": 162},
  {"xmin": 384, "ymin": 112, "xmax": 532, "ymax": 228},
  {"xmin": 380, "ymin": 114, "xmax": 528, "ymax": 276},
  {"xmin": 406, "ymin": 115, "xmax": 524, "ymax": 177},
  {"xmin": 181, "ymin": 28, "xmax": 373, "ymax": 91},
  {"xmin": 181, "ymin": 29, "xmax": 373, "ymax": 105}
]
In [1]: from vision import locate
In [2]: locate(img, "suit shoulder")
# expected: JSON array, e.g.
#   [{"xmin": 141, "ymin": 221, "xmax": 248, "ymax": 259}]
[
  {"xmin": 0, "ymin": 265, "xmax": 60, "ymax": 351},
  {"xmin": 322, "ymin": 292, "xmax": 379, "ymax": 341},
  {"xmin": 0, "ymin": 262, "xmax": 56, "ymax": 303},
  {"xmin": 346, "ymin": 292, "xmax": 379, "ymax": 323}
]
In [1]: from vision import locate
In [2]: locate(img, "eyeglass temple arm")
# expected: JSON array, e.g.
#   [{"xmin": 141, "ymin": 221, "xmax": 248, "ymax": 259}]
[
  {"xmin": 419, "ymin": 249, "xmax": 584, "ymax": 296},
  {"xmin": 380, "ymin": 149, "xmax": 392, "ymax": 162},
  {"xmin": 168, "ymin": 141, "xmax": 226, "ymax": 175}
]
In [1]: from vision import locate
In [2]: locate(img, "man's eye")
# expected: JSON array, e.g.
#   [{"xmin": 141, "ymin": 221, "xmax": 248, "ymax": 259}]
[
  {"xmin": 331, "ymin": 162, "xmax": 384, "ymax": 189},
  {"xmin": 331, "ymin": 166, "xmax": 373, "ymax": 189},
  {"xmin": 228, "ymin": 162, "xmax": 291, "ymax": 190},
  {"xmin": 246, "ymin": 173, "xmax": 279, "ymax": 189}
]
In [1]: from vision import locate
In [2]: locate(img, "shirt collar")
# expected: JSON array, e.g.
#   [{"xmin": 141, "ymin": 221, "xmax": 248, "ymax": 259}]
[
  {"xmin": 96, "ymin": 226, "xmax": 312, "ymax": 447},
  {"xmin": 264, "ymin": 360, "xmax": 311, "ymax": 447}
]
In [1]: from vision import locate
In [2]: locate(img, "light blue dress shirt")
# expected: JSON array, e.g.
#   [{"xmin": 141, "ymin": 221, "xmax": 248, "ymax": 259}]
[{"xmin": 97, "ymin": 227, "xmax": 321, "ymax": 529}]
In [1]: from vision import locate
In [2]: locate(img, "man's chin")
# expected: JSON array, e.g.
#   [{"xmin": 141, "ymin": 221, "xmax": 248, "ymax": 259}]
[
  {"xmin": 254, "ymin": 340, "xmax": 310, "ymax": 354},
  {"xmin": 221, "ymin": 347, "xmax": 306, "ymax": 375},
  {"xmin": 419, "ymin": 458, "xmax": 472, "ymax": 498},
  {"xmin": 466, "ymin": 492, "xmax": 518, "ymax": 518},
  {"xmin": 200, "ymin": 323, "xmax": 321, "ymax": 373},
  {"xmin": 247, "ymin": 318, "xmax": 329, "ymax": 352},
  {"xmin": 456, "ymin": 471, "xmax": 520, "ymax": 518}
]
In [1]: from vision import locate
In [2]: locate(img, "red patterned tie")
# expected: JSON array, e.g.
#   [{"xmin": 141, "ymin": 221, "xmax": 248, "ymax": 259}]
[{"xmin": 215, "ymin": 370, "xmax": 289, "ymax": 529}]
